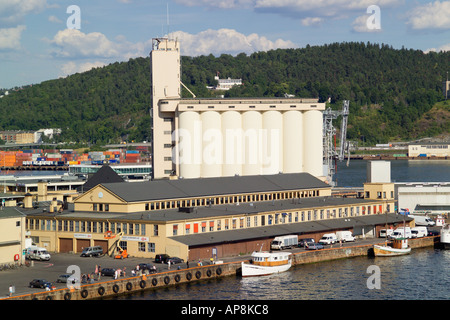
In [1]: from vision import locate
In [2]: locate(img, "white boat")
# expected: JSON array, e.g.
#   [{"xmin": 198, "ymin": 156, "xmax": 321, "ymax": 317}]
[
  {"xmin": 373, "ymin": 238, "xmax": 411, "ymax": 257},
  {"xmin": 440, "ymin": 224, "xmax": 450, "ymax": 249},
  {"xmin": 241, "ymin": 251, "xmax": 292, "ymax": 277}
]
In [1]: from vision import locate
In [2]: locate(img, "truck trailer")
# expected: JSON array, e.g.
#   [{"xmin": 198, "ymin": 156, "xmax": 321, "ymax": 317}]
[{"xmin": 270, "ymin": 235, "xmax": 298, "ymax": 250}]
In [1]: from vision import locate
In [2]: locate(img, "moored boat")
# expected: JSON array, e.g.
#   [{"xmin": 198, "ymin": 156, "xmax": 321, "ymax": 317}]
[
  {"xmin": 440, "ymin": 224, "xmax": 450, "ymax": 249},
  {"xmin": 241, "ymin": 251, "xmax": 292, "ymax": 277},
  {"xmin": 373, "ymin": 238, "xmax": 411, "ymax": 257}
]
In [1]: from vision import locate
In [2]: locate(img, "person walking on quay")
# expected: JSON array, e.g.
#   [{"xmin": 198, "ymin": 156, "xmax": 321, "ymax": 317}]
[
  {"xmin": 186, "ymin": 261, "xmax": 189, "ymax": 269},
  {"xmin": 9, "ymin": 285, "xmax": 14, "ymax": 297},
  {"xmin": 98, "ymin": 265, "xmax": 102, "ymax": 280},
  {"xmin": 168, "ymin": 259, "xmax": 171, "ymax": 270}
]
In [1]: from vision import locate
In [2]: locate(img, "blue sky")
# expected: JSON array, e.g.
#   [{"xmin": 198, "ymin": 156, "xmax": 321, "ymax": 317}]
[{"xmin": 1, "ymin": 0, "xmax": 449, "ymax": 89}]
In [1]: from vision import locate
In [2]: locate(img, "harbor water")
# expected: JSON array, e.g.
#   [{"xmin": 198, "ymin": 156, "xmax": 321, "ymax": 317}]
[
  {"xmin": 335, "ymin": 159, "xmax": 450, "ymax": 187},
  {"xmin": 115, "ymin": 159, "xmax": 450, "ymax": 301},
  {"xmin": 117, "ymin": 248, "xmax": 449, "ymax": 300}
]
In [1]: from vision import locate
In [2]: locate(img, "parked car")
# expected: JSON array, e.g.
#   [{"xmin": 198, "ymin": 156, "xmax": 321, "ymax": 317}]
[
  {"xmin": 138, "ymin": 263, "xmax": 152, "ymax": 271},
  {"xmin": 101, "ymin": 268, "xmax": 116, "ymax": 277},
  {"xmin": 428, "ymin": 229, "xmax": 440, "ymax": 236},
  {"xmin": 154, "ymin": 254, "xmax": 170, "ymax": 263},
  {"xmin": 80, "ymin": 246, "xmax": 103, "ymax": 257},
  {"xmin": 298, "ymin": 238, "xmax": 315, "ymax": 247},
  {"xmin": 56, "ymin": 274, "xmax": 78, "ymax": 284},
  {"xmin": 29, "ymin": 279, "xmax": 52, "ymax": 289},
  {"xmin": 167, "ymin": 257, "xmax": 184, "ymax": 264},
  {"xmin": 138, "ymin": 263, "xmax": 157, "ymax": 273},
  {"xmin": 306, "ymin": 243, "xmax": 324, "ymax": 250}
]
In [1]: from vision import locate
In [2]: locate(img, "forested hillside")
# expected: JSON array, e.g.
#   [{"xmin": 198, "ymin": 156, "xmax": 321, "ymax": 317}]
[{"xmin": 0, "ymin": 42, "xmax": 448, "ymax": 145}]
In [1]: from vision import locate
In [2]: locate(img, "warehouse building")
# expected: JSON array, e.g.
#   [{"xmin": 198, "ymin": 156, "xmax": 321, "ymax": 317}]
[
  {"xmin": 408, "ymin": 142, "xmax": 450, "ymax": 157},
  {"xmin": 23, "ymin": 172, "xmax": 397, "ymax": 261},
  {"xmin": 0, "ymin": 208, "xmax": 27, "ymax": 265}
]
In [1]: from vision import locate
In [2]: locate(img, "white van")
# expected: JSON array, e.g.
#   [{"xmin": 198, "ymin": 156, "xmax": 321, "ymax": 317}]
[
  {"xmin": 411, "ymin": 227, "xmax": 427, "ymax": 238},
  {"xmin": 380, "ymin": 229, "xmax": 394, "ymax": 238},
  {"xmin": 336, "ymin": 231, "xmax": 355, "ymax": 242},
  {"xmin": 270, "ymin": 235, "xmax": 298, "ymax": 250},
  {"xmin": 410, "ymin": 215, "xmax": 435, "ymax": 227},
  {"xmin": 319, "ymin": 233, "xmax": 337, "ymax": 245},
  {"xmin": 26, "ymin": 246, "xmax": 51, "ymax": 261},
  {"xmin": 390, "ymin": 227, "xmax": 411, "ymax": 239}
]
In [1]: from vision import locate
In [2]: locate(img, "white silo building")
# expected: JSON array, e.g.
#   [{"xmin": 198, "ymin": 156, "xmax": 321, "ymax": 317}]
[{"xmin": 150, "ymin": 37, "xmax": 326, "ymax": 180}]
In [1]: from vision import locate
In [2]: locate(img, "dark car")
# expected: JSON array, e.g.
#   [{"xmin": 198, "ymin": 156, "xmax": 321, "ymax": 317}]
[
  {"xmin": 167, "ymin": 257, "xmax": 184, "ymax": 264},
  {"xmin": 138, "ymin": 263, "xmax": 157, "ymax": 273},
  {"xmin": 298, "ymin": 238, "xmax": 315, "ymax": 247},
  {"xmin": 428, "ymin": 230, "xmax": 440, "ymax": 236},
  {"xmin": 306, "ymin": 243, "xmax": 324, "ymax": 250},
  {"xmin": 101, "ymin": 268, "xmax": 116, "ymax": 277},
  {"xmin": 154, "ymin": 254, "xmax": 170, "ymax": 263},
  {"xmin": 138, "ymin": 263, "xmax": 152, "ymax": 270},
  {"xmin": 56, "ymin": 274, "xmax": 78, "ymax": 284},
  {"xmin": 29, "ymin": 279, "xmax": 52, "ymax": 289}
]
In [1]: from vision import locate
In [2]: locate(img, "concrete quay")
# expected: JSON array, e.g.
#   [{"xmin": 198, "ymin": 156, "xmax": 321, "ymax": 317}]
[{"xmin": 1, "ymin": 236, "xmax": 438, "ymax": 300}]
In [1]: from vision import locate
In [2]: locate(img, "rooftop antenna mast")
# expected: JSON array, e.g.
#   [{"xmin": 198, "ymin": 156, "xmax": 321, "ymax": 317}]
[{"xmin": 166, "ymin": 2, "xmax": 170, "ymax": 39}]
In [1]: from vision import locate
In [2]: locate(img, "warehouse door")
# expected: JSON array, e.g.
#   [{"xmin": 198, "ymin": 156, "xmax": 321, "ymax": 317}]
[
  {"xmin": 77, "ymin": 239, "xmax": 91, "ymax": 253},
  {"xmin": 94, "ymin": 240, "xmax": 108, "ymax": 255},
  {"xmin": 59, "ymin": 238, "xmax": 73, "ymax": 253}
]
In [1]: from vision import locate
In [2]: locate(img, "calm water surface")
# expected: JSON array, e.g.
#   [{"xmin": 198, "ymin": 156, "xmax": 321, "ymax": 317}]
[
  {"xmin": 117, "ymin": 160, "xmax": 450, "ymax": 301},
  {"xmin": 335, "ymin": 159, "xmax": 450, "ymax": 187},
  {"xmin": 118, "ymin": 248, "xmax": 449, "ymax": 300}
]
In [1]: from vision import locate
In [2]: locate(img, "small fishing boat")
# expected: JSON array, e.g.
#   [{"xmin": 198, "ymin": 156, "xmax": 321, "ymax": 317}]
[
  {"xmin": 373, "ymin": 238, "xmax": 411, "ymax": 256},
  {"xmin": 241, "ymin": 251, "xmax": 292, "ymax": 277},
  {"xmin": 374, "ymin": 208, "xmax": 411, "ymax": 257}
]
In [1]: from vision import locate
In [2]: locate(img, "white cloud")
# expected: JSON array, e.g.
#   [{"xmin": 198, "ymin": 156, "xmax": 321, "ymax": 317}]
[
  {"xmin": 48, "ymin": 15, "xmax": 62, "ymax": 24},
  {"xmin": 0, "ymin": 0, "xmax": 47, "ymax": 27},
  {"xmin": 301, "ymin": 17, "xmax": 323, "ymax": 27},
  {"xmin": 0, "ymin": 25, "xmax": 26, "ymax": 50},
  {"xmin": 174, "ymin": 0, "xmax": 253, "ymax": 9},
  {"xmin": 50, "ymin": 29, "xmax": 149, "ymax": 60},
  {"xmin": 49, "ymin": 29, "xmax": 154, "ymax": 77},
  {"xmin": 51, "ymin": 29, "xmax": 120, "ymax": 58},
  {"xmin": 424, "ymin": 43, "xmax": 450, "ymax": 53},
  {"xmin": 60, "ymin": 61, "xmax": 107, "ymax": 76},
  {"xmin": 406, "ymin": 1, "xmax": 450, "ymax": 30},
  {"xmin": 175, "ymin": 0, "xmax": 402, "ymax": 25},
  {"xmin": 169, "ymin": 28, "xmax": 297, "ymax": 56},
  {"xmin": 352, "ymin": 14, "xmax": 382, "ymax": 33}
]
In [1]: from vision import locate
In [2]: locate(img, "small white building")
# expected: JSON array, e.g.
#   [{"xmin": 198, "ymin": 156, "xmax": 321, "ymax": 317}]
[{"xmin": 215, "ymin": 76, "xmax": 242, "ymax": 90}]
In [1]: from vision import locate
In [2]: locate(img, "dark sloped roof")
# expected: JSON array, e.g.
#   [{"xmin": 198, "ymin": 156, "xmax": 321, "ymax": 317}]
[
  {"xmin": 0, "ymin": 207, "xmax": 26, "ymax": 219},
  {"xmin": 81, "ymin": 165, "xmax": 124, "ymax": 192},
  {"xmin": 169, "ymin": 213, "xmax": 412, "ymax": 246},
  {"xmin": 101, "ymin": 172, "xmax": 329, "ymax": 202}
]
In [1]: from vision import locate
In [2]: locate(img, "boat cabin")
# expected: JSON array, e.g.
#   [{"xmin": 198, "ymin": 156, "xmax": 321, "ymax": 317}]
[
  {"xmin": 251, "ymin": 252, "xmax": 291, "ymax": 267},
  {"xmin": 391, "ymin": 238, "xmax": 408, "ymax": 250}
]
